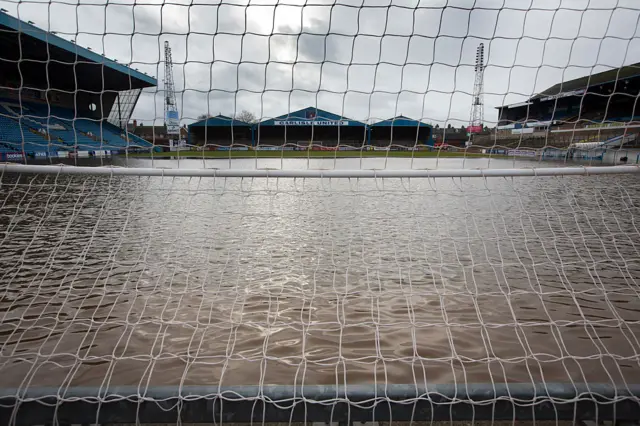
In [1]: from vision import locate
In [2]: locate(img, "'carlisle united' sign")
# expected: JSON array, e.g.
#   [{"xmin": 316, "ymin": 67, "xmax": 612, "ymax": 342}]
[{"xmin": 274, "ymin": 120, "xmax": 349, "ymax": 126}]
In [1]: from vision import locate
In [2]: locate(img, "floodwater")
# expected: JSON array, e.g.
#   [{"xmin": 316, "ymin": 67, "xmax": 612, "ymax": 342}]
[{"xmin": 1, "ymin": 157, "xmax": 640, "ymax": 390}]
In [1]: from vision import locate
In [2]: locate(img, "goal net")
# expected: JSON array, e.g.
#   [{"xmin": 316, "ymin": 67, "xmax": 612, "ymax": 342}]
[{"xmin": 1, "ymin": 0, "xmax": 640, "ymax": 425}]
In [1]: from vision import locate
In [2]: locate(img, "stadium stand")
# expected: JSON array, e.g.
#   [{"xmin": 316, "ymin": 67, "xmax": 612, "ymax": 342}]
[
  {"xmin": 0, "ymin": 113, "xmax": 53, "ymax": 157},
  {"xmin": 369, "ymin": 116, "xmax": 433, "ymax": 148},
  {"xmin": 255, "ymin": 107, "xmax": 366, "ymax": 148},
  {"xmin": 497, "ymin": 63, "xmax": 640, "ymax": 127},
  {"xmin": 490, "ymin": 63, "xmax": 640, "ymax": 149},
  {"xmin": 187, "ymin": 115, "xmax": 252, "ymax": 149},
  {"xmin": 187, "ymin": 109, "xmax": 436, "ymax": 151},
  {"xmin": 0, "ymin": 10, "xmax": 156, "ymax": 160}
]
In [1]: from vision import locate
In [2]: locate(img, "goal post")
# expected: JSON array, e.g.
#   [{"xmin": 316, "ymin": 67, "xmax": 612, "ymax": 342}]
[
  {"xmin": 2, "ymin": 163, "xmax": 640, "ymax": 178},
  {"xmin": 3, "ymin": 383, "xmax": 640, "ymax": 425}
]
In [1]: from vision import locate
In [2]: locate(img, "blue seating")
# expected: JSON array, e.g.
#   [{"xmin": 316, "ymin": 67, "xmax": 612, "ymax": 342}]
[
  {"xmin": 0, "ymin": 99, "xmax": 152, "ymax": 154},
  {"xmin": 0, "ymin": 115, "xmax": 59, "ymax": 153}
]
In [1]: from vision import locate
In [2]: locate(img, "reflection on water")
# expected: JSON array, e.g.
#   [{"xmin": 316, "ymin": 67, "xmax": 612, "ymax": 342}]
[{"xmin": 1, "ymin": 159, "xmax": 640, "ymax": 389}]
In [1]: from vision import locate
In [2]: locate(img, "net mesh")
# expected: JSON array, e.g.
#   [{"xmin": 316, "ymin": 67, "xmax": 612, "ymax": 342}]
[
  {"xmin": 1, "ymin": 171, "xmax": 640, "ymax": 423},
  {"xmin": 0, "ymin": 0, "xmax": 639, "ymax": 161},
  {"xmin": 2, "ymin": 0, "xmax": 640, "ymax": 423}
]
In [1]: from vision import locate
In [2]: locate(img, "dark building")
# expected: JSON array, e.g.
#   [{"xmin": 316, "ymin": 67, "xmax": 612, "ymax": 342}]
[
  {"xmin": 128, "ymin": 120, "xmax": 188, "ymax": 148},
  {"xmin": 431, "ymin": 127, "xmax": 469, "ymax": 147},
  {"xmin": 369, "ymin": 116, "xmax": 433, "ymax": 148},
  {"xmin": 187, "ymin": 115, "xmax": 253, "ymax": 148}
]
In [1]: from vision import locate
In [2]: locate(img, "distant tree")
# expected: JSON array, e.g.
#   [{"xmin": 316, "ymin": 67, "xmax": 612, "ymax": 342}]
[
  {"xmin": 447, "ymin": 123, "xmax": 452, "ymax": 129},
  {"xmin": 197, "ymin": 113, "xmax": 212, "ymax": 120},
  {"xmin": 460, "ymin": 125, "xmax": 466, "ymax": 132},
  {"xmin": 434, "ymin": 124, "xmax": 440, "ymax": 129},
  {"xmin": 236, "ymin": 110, "xmax": 257, "ymax": 124}
]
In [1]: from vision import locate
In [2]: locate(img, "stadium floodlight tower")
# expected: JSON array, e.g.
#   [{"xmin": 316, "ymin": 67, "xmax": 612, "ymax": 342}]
[
  {"xmin": 467, "ymin": 43, "xmax": 485, "ymax": 146},
  {"xmin": 164, "ymin": 40, "xmax": 181, "ymax": 148}
]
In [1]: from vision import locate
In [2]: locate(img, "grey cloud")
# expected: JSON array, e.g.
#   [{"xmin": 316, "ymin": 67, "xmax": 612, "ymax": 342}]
[
  {"xmin": 275, "ymin": 18, "xmax": 344, "ymax": 64},
  {"xmin": 1, "ymin": 0, "xmax": 639, "ymax": 127}
]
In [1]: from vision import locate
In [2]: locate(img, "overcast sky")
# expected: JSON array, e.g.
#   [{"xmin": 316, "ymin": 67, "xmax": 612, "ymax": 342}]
[{"xmin": 1, "ymin": 0, "xmax": 639, "ymax": 126}]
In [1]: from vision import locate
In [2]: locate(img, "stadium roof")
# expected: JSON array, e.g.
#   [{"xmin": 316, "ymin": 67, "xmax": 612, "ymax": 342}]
[
  {"xmin": 498, "ymin": 62, "xmax": 640, "ymax": 108},
  {"xmin": 532, "ymin": 62, "xmax": 640, "ymax": 99},
  {"xmin": 371, "ymin": 116, "xmax": 432, "ymax": 127},
  {"xmin": 0, "ymin": 10, "xmax": 157, "ymax": 91},
  {"xmin": 259, "ymin": 107, "xmax": 365, "ymax": 126},
  {"xmin": 189, "ymin": 115, "xmax": 253, "ymax": 127}
]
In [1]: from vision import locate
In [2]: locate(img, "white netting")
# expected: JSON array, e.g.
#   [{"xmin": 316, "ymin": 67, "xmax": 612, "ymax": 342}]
[
  {"xmin": 1, "ymin": 0, "xmax": 640, "ymax": 423},
  {"xmin": 1, "ymin": 171, "xmax": 640, "ymax": 395},
  {"xmin": 0, "ymin": 1, "xmax": 639, "ymax": 163}
]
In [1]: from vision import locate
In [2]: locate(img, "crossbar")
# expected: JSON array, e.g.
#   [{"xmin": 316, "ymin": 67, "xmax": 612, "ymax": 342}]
[
  {"xmin": 2, "ymin": 163, "xmax": 640, "ymax": 178},
  {"xmin": 1, "ymin": 384, "xmax": 640, "ymax": 425}
]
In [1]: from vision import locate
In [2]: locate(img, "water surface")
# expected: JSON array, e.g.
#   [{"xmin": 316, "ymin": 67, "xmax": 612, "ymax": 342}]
[{"xmin": 1, "ymin": 158, "xmax": 639, "ymax": 390}]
